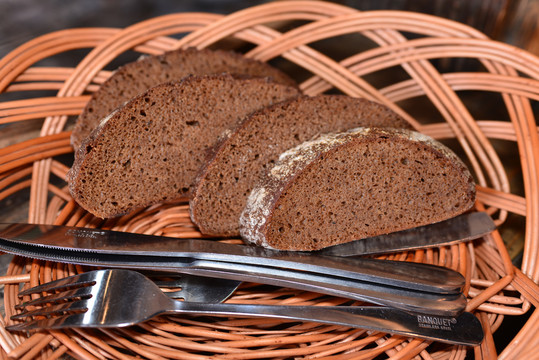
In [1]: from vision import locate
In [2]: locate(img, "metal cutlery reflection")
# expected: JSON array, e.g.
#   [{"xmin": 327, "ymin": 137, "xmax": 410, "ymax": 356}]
[
  {"xmin": 0, "ymin": 222, "xmax": 467, "ymax": 295},
  {"xmin": 7, "ymin": 269, "xmax": 484, "ymax": 346}
]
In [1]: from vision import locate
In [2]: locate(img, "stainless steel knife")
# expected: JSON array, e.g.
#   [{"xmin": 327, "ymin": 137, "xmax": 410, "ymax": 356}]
[
  {"xmin": 0, "ymin": 212, "xmax": 494, "ymax": 288},
  {"xmin": 0, "ymin": 221, "xmax": 465, "ymax": 293},
  {"xmin": 0, "ymin": 211, "xmax": 493, "ymax": 255},
  {"xmin": 0, "ymin": 212, "xmax": 493, "ymax": 293}
]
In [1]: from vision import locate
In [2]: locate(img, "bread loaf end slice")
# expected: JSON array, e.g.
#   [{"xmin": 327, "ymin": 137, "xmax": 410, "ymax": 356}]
[
  {"xmin": 67, "ymin": 74, "xmax": 300, "ymax": 218},
  {"xmin": 71, "ymin": 48, "xmax": 297, "ymax": 149},
  {"xmin": 239, "ymin": 127, "xmax": 476, "ymax": 251},
  {"xmin": 190, "ymin": 95, "xmax": 412, "ymax": 237}
]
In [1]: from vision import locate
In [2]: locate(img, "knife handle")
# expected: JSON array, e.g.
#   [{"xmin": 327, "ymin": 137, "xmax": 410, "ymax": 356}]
[
  {"xmin": 124, "ymin": 257, "xmax": 467, "ymax": 316},
  {"xmin": 213, "ymin": 250, "xmax": 465, "ymax": 295}
]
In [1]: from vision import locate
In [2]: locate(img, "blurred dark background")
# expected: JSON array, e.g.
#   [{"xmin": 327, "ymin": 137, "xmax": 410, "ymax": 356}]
[{"xmin": 1, "ymin": 0, "xmax": 538, "ymax": 59}]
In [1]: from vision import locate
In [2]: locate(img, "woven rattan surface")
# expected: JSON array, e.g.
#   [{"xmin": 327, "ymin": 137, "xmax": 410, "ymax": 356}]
[{"xmin": 0, "ymin": 1, "xmax": 539, "ymax": 359}]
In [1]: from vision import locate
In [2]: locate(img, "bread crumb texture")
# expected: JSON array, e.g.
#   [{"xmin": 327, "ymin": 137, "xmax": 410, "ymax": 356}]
[
  {"xmin": 71, "ymin": 47, "xmax": 297, "ymax": 149},
  {"xmin": 239, "ymin": 127, "xmax": 476, "ymax": 251},
  {"xmin": 67, "ymin": 74, "xmax": 299, "ymax": 218},
  {"xmin": 189, "ymin": 95, "xmax": 412, "ymax": 236}
]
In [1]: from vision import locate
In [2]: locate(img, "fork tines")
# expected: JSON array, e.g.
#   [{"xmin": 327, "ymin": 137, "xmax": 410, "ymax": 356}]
[
  {"xmin": 9, "ymin": 272, "xmax": 98, "ymax": 330},
  {"xmin": 17, "ymin": 272, "xmax": 97, "ymax": 297}
]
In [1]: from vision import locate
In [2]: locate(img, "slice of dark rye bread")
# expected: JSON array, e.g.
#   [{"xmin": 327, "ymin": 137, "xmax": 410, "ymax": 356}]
[
  {"xmin": 189, "ymin": 95, "xmax": 412, "ymax": 237},
  {"xmin": 70, "ymin": 47, "xmax": 297, "ymax": 149},
  {"xmin": 67, "ymin": 74, "xmax": 300, "ymax": 218},
  {"xmin": 239, "ymin": 127, "xmax": 476, "ymax": 251}
]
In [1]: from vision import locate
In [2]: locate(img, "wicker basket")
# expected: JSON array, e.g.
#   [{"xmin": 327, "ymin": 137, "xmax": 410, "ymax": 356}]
[{"xmin": 1, "ymin": 1, "xmax": 538, "ymax": 359}]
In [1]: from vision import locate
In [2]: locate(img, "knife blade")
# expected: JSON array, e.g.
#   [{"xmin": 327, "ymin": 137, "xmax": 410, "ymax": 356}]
[
  {"xmin": 318, "ymin": 212, "xmax": 495, "ymax": 256},
  {"xmin": 0, "ymin": 212, "xmax": 493, "ymax": 256}
]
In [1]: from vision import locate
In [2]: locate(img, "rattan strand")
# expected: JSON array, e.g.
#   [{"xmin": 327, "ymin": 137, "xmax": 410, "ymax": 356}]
[{"xmin": 0, "ymin": 1, "xmax": 538, "ymax": 359}]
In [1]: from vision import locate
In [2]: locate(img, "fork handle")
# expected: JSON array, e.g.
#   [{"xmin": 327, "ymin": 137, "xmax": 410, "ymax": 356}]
[{"xmin": 167, "ymin": 302, "xmax": 483, "ymax": 346}]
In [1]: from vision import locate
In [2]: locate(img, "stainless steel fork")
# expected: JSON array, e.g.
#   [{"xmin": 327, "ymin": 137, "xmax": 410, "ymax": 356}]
[{"xmin": 8, "ymin": 269, "xmax": 483, "ymax": 346}]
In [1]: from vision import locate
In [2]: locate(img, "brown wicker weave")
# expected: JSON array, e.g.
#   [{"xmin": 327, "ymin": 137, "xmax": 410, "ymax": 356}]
[{"xmin": 0, "ymin": 1, "xmax": 538, "ymax": 359}]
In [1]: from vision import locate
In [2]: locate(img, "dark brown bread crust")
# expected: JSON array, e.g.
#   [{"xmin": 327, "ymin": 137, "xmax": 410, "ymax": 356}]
[
  {"xmin": 239, "ymin": 127, "xmax": 476, "ymax": 251},
  {"xmin": 71, "ymin": 48, "xmax": 297, "ymax": 149},
  {"xmin": 189, "ymin": 95, "xmax": 412, "ymax": 237},
  {"xmin": 67, "ymin": 74, "xmax": 300, "ymax": 218}
]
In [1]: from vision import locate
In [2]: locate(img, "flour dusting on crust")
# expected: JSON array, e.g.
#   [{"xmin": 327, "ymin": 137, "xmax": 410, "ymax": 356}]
[
  {"xmin": 239, "ymin": 187, "xmax": 272, "ymax": 247},
  {"xmin": 240, "ymin": 127, "xmax": 372, "ymax": 248}
]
